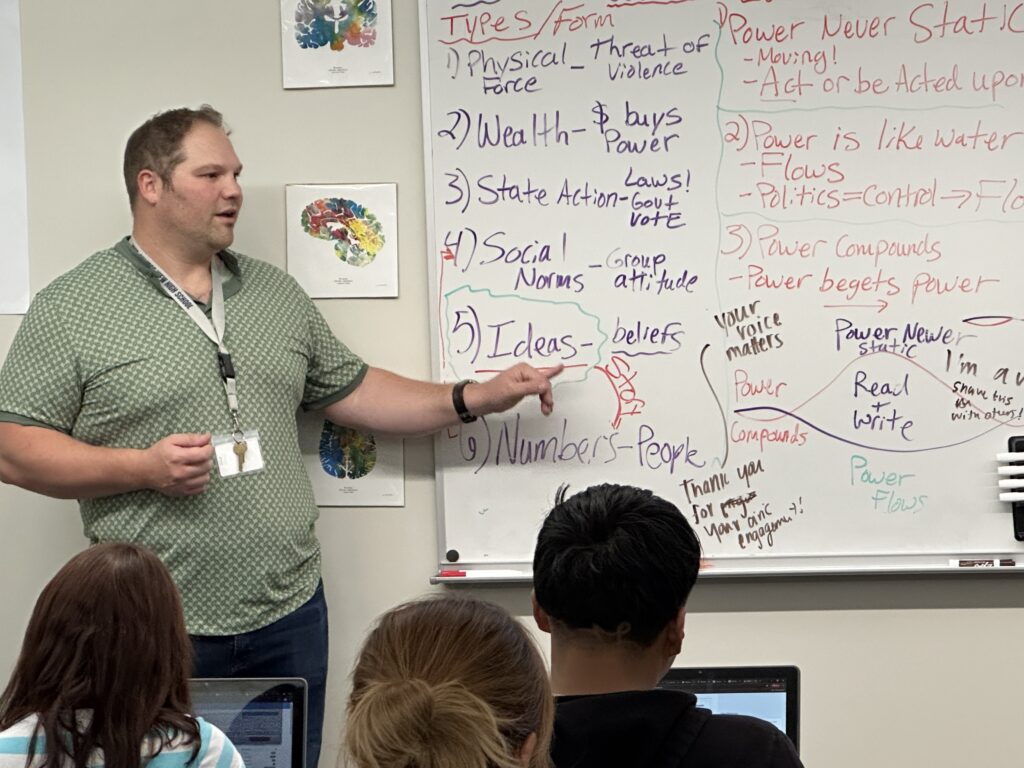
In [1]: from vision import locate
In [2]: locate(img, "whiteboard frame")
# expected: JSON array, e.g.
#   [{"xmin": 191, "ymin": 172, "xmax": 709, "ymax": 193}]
[
  {"xmin": 429, "ymin": 551, "xmax": 1024, "ymax": 583},
  {"xmin": 416, "ymin": 0, "xmax": 1024, "ymax": 581},
  {"xmin": 418, "ymin": 0, "xmax": 457, "ymax": 578}
]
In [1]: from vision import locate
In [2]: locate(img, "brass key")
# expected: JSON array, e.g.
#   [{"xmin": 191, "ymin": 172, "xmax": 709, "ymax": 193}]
[{"xmin": 233, "ymin": 439, "xmax": 247, "ymax": 471}]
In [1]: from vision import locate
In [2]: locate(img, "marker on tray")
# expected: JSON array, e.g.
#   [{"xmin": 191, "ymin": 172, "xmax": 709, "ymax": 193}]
[
  {"xmin": 951, "ymin": 558, "xmax": 1016, "ymax": 568},
  {"xmin": 436, "ymin": 569, "xmax": 528, "ymax": 579}
]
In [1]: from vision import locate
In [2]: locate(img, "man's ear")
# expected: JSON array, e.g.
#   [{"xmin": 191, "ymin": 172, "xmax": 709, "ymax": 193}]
[
  {"xmin": 663, "ymin": 605, "xmax": 687, "ymax": 656},
  {"xmin": 531, "ymin": 590, "xmax": 551, "ymax": 634},
  {"xmin": 136, "ymin": 169, "xmax": 163, "ymax": 206}
]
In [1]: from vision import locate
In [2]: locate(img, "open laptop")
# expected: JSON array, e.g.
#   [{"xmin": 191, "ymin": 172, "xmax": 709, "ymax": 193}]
[
  {"xmin": 659, "ymin": 666, "xmax": 800, "ymax": 751},
  {"xmin": 190, "ymin": 678, "xmax": 307, "ymax": 768}
]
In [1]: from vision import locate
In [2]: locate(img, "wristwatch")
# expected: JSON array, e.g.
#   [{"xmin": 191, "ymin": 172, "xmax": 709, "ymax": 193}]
[{"xmin": 452, "ymin": 379, "xmax": 478, "ymax": 423}]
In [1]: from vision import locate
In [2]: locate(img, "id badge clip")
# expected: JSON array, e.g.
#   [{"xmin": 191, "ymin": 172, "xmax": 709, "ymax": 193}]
[{"xmin": 213, "ymin": 429, "xmax": 265, "ymax": 478}]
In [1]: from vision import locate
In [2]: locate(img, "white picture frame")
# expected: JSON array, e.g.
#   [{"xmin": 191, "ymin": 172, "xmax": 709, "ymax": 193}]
[
  {"xmin": 286, "ymin": 183, "xmax": 398, "ymax": 298},
  {"xmin": 280, "ymin": 0, "xmax": 394, "ymax": 88}
]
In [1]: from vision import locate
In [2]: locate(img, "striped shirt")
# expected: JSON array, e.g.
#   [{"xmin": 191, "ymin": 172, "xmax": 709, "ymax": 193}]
[{"xmin": 0, "ymin": 714, "xmax": 243, "ymax": 768}]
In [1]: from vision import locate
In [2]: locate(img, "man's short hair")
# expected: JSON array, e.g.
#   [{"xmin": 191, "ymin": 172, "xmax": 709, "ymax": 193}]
[
  {"xmin": 123, "ymin": 105, "xmax": 226, "ymax": 208},
  {"xmin": 533, "ymin": 483, "xmax": 702, "ymax": 646}
]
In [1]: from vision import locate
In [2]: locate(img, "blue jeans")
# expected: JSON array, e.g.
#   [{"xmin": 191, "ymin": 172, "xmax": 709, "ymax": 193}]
[{"xmin": 191, "ymin": 582, "xmax": 328, "ymax": 768}]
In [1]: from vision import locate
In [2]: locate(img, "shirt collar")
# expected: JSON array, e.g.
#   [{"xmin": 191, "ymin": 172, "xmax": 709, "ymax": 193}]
[{"xmin": 114, "ymin": 236, "xmax": 242, "ymax": 301}]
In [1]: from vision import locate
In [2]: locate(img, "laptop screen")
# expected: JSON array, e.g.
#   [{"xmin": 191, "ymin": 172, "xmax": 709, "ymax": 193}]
[
  {"xmin": 190, "ymin": 678, "xmax": 307, "ymax": 768},
  {"xmin": 658, "ymin": 666, "xmax": 799, "ymax": 750}
]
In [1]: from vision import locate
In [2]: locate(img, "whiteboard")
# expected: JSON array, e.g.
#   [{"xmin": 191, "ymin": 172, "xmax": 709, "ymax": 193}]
[{"xmin": 419, "ymin": 0, "xmax": 1024, "ymax": 577}]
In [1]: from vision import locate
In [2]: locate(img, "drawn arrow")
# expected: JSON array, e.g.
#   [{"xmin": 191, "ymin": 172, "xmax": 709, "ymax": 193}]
[
  {"xmin": 823, "ymin": 298, "xmax": 888, "ymax": 313},
  {"xmin": 939, "ymin": 189, "xmax": 972, "ymax": 208}
]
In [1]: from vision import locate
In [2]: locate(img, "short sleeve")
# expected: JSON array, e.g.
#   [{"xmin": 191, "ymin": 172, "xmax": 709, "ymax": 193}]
[
  {"xmin": 0, "ymin": 289, "xmax": 83, "ymax": 432},
  {"xmin": 299, "ymin": 296, "xmax": 367, "ymax": 411}
]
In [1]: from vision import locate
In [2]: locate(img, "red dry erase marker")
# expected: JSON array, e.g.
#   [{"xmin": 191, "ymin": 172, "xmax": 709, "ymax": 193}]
[{"xmin": 439, "ymin": 569, "xmax": 467, "ymax": 577}]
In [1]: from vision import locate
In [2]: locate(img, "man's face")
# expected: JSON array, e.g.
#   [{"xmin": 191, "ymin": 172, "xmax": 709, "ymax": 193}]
[{"xmin": 154, "ymin": 122, "xmax": 243, "ymax": 254}]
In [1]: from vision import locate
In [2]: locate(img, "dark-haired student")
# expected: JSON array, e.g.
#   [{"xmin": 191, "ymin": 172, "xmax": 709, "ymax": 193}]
[
  {"xmin": 532, "ymin": 484, "xmax": 804, "ymax": 768},
  {"xmin": 0, "ymin": 543, "xmax": 243, "ymax": 768}
]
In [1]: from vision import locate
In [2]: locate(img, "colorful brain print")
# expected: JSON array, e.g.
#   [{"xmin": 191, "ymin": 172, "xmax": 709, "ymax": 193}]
[
  {"xmin": 319, "ymin": 423, "xmax": 378, "ymax": 479},
  {"xmin": 294, "ymin": 0, "xmax": 378, "ymax": 51},
  {"xmin": 300, "ymin": 197, "xmax": 385, "ymax": 267}
]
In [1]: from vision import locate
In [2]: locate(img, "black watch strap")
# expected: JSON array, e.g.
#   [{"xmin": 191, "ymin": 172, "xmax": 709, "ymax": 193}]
[{"xmin": 452, "ymin": 379, "xmax": 478, "ymax": 423}]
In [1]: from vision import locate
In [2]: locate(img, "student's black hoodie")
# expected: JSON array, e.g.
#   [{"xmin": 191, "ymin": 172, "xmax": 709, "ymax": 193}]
[{"xmin": 552, "ymin": 689, "xmax": 804, "ymax": 768}]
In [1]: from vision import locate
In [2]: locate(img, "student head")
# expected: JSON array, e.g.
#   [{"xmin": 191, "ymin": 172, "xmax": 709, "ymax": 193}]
[
  {"xmin": 0, "ymin": 542, "xmax": 198, "ymax": 768},
  {"xmin": 346, "ymin": 595, "xmax": 553, "ymax": 768},
  {"xmin": 532, "ymin": 484, "xmax": 702, "ymax": 688}
]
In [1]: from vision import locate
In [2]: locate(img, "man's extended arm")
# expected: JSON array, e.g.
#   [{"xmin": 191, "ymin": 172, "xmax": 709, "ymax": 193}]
[
  {"xmin": 322, "ymin": 363, "xmax": 562, "ymax": 436},
  {"xmin": 0, "ymin": 423, "xmax": 215, "ymax": 499}
]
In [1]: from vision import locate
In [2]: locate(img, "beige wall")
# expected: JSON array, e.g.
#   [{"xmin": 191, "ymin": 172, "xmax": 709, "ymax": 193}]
[{"xmin": 2, "ymin": 2, "xmax": 1022, "ymax": 766}]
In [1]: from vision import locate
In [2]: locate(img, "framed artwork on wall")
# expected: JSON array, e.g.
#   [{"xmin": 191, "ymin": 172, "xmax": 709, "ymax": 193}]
[
  {"xmin": 280, "ymin": 0, "xmax": 394, "ymax": 88},
  {"xmin": 286, "ymin": 182, "xmax": 398, "ymax": 298},
  {"xmin": 298, "ymin": 411, "xmax": 405, "ymax": 507}
]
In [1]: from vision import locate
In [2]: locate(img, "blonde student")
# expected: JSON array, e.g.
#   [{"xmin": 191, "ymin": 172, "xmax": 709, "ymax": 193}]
[{"xmin": 346, "ymin": 595, "xmax": 553, "ymax": 768}]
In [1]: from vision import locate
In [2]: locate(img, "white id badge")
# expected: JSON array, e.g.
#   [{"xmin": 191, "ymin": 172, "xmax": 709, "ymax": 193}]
[{"xmin": 213, "ymin": 429, "xmax": 265, "ymax": 478}]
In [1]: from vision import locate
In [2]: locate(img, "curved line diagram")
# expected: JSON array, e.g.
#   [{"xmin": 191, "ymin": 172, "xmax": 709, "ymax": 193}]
[
  {"xmin": 733, "ymin": 348, "xmax": 1024, "ymax": 452},
  {"xmin": 735, "ymin": 405, "xmax": 1008, "ymax": 454},
  {"xmin": 743, "ymin": 349, "xmax": 983, "ymax": 421}
]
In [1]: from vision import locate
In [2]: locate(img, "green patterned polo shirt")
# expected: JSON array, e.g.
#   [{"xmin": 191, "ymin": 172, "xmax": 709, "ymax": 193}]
[{"xmin": 0, "ymin": 239, "xmax": 367, "ymax": 634}]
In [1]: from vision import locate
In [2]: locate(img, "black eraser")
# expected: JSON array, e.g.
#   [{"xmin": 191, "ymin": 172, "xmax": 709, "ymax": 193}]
[{"xmin": 1006, "ymin": 438, "xmax": 1024, "ymax": 539}]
